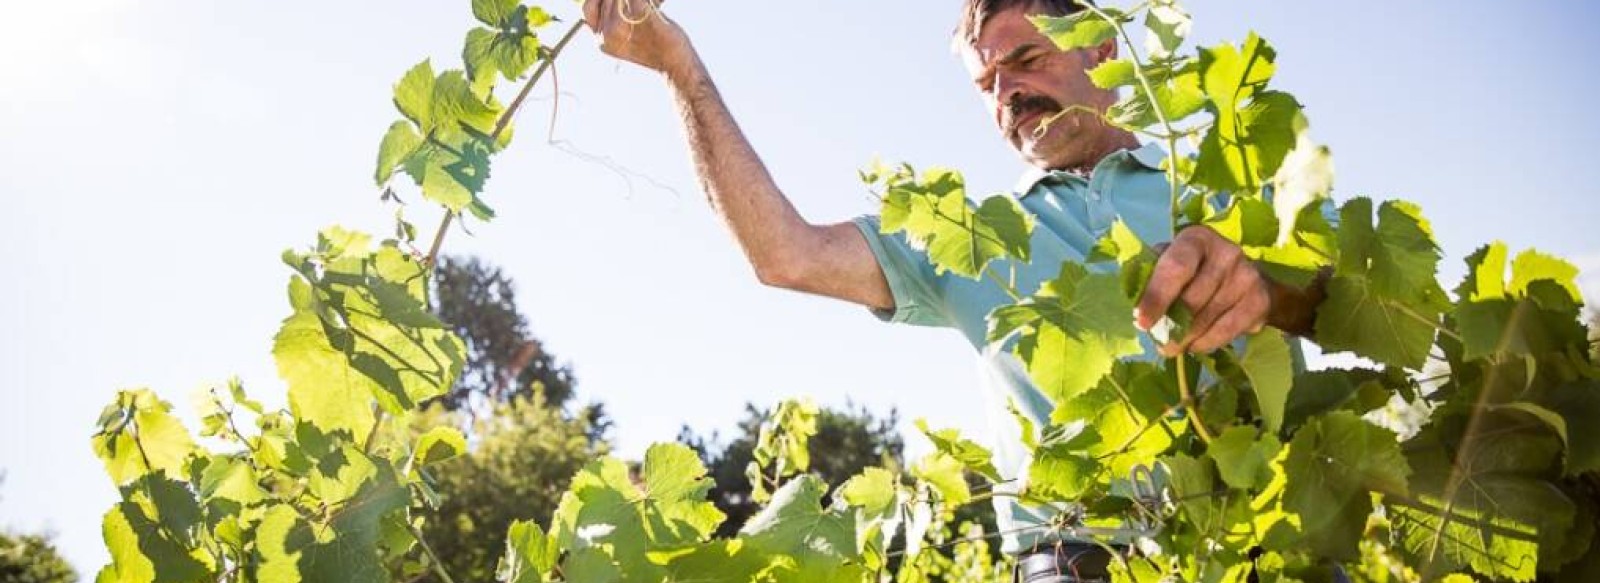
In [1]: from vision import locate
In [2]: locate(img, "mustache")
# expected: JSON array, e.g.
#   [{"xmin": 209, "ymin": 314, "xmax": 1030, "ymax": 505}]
[{"xmin": 1003, "ymin": 94, "xmax": 1063, "ymax": 138}]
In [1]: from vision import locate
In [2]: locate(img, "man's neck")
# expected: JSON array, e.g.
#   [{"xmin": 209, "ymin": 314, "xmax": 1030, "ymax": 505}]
[{"xmin": 1049, "ymin": 131, "xmax": 1140, "ymax": 176}]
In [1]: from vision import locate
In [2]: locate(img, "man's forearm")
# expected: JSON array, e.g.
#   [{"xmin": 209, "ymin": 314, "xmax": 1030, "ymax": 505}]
[{"xmin": 661, "ymin": 46, "xmax": 812, "ymax": 285}]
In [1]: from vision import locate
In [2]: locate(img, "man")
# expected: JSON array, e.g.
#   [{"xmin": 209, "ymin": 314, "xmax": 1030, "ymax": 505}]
[{"xmin": 581, "ymin": 0, "xmax": 1328, "ymax": 580}]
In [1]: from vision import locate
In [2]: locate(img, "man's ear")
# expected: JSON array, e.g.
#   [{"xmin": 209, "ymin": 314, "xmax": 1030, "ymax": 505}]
[{"xmin": 1092, "ymin": 38, "xmax": 1118, "ymax": 64}]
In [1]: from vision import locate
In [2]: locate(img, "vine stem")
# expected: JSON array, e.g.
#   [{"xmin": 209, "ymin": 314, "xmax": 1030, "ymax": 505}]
[
  {"xmin": 407, "ymin": 521, "xmax": 460, "ymax": 583},
  {"xmin": 424, "ymin": 21, "xmax": 585, "ymax": 267},
  {"xmin": 362, "ymin": 407, "xmax": 385, "ymax": 454},
  {"xmin": 1071, "ymin": 2, "xmax": 1210, "ymax": 444},
  {"xmin": 1388, "ymin": 298, "xmax": 1463, "ymax": 342},
  {"xmin": 1175, "ymin": 355, "xmax": 1213, "ymax": 443},
  {"xmin": 1073, "ymin": 1, "xmax": 1185, "ymax": 226}
]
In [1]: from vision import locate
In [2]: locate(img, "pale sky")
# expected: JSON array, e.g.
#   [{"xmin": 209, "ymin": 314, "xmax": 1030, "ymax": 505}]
[{"xmin": 2, "ymin": 0, "xmax": 1598, "ymax": 573}]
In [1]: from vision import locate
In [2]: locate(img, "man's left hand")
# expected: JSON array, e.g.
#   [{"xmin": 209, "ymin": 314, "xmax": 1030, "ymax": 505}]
[{"xmin": 1136, "ymin": 226, "xmax": 1270, "ymax": 355}]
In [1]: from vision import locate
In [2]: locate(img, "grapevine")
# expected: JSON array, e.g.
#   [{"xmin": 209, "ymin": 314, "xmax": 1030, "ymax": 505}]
[{"xmin": 86, "ymin": 0, "xmax": 1597, "ymax": 582}]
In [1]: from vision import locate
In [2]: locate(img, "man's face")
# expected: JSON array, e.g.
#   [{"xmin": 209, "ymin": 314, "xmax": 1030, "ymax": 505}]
[{"xmin": 960, "ymin": 7, "xmax": 1119, "ymax": 171}]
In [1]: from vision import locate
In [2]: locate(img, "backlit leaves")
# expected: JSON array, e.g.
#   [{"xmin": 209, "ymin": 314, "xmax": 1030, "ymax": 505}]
[
  {"xmin": 465, "ymin": 0, "xmax": 553, "ymax": 87},
  {"xmin": 377, "ymin": 60, "xmax": 504, "ymax": 212},
  {"xmin": 275, "ymin": 229, "xmax": 466, "ymax": 437},
  {"xmin": 989, "ymin": 262, "xmax": 1143, "ymax": 404},
  {"xmin": 1284, "ymin": 412, "xmax": 1410, "ymax": 560},
  {"xmin": 915, "ymin": 419, "xmax": 1001, "ymax": 482},
  {"xmin": 92, "ymin": 1, "xmax": 1600, "ymax": 582},
  {"xmin": 1030, "ymin": 9, "xmax": 1126, "ymax": 53},
  {"xmin": 1390, "ymin": 416, "xmax": 1579, "ymax": 581},
  {"xmin": 1455, "ymin": 242, "xmax": 1588, "ymax": 361},
  {"xmin": 497, "ymin": 520, "xmax": 559, "ymax": 583},
  {"xmin": 1238, "ymin": 328, "xmax": 1293, "ymax": 434},
  {"xmin": 739, "ymin": 476, "xmax": 864, "ymax": 580},
  {"xmin": 548, "ymin": 445, "xmax": 725, "ymax": 581},
  {"xmin": 1316, "ymin": 197, "xmax": 1447, "ymax": 370},
  {"xmin": 1192, "ymin": 34, "xmax": 1303, "ymax": 196},
  {"xmin": 92, "ymin": 389, "xmax": 198, "ymax": 487},
  {"xmin": 875, "ymin": 167, "xmax": 1033, "ymax": 279}
]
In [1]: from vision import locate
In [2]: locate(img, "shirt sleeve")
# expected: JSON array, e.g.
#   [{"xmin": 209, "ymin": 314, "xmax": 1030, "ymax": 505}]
[{"xmin": 850, "ymin": 215, "xmax": 952, "ymax": 327}]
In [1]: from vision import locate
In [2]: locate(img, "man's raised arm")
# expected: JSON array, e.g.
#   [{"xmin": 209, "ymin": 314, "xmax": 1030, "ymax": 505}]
[{"xmin": 582, "ymin": 0, "xmax": 894, "ymax": 310}]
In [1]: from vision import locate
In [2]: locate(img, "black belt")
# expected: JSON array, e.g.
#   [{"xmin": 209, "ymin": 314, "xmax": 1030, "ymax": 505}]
[{"xmin": 1013, "ymin": 541, "xmax": 1118, "ymax": 583}]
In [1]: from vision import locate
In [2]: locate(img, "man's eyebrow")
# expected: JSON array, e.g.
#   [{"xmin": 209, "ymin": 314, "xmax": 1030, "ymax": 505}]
[
  {"xmin": 997, "ymin": 43, "xmax": 1043, "ymax": 66},
  {"xmin": 975, "ymin": 43, "xmax": 1044, "ymax": 85}
]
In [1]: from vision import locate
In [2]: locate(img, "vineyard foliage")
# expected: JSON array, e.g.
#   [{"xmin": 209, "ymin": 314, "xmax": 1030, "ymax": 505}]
[{"xmin": 88, "ymin": 0, "xmax": 1597, "ymax": 582}]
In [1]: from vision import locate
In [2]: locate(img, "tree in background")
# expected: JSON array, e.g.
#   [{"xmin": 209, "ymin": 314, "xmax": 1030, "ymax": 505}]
[
  {"xmin": 678, "ymin": 402, "xmax": 909, "ymax": 537},
  {"xmin": 0, "ymin": 533, "xmax": 77, "ymax": 583},
  {"xmin": 406, "ymin": 393, "xmax": 608, "ymax": 582},
  {"xmin": 0, "ymin": 475, "xmax": 78, "ymax": 583},
  {"xmin": 393, "ymin": 256, "xmax": 611, "ymax": 581},
  {"xmin": 433, "ymin": 255, "xmax": 580, "ymax": 412}
]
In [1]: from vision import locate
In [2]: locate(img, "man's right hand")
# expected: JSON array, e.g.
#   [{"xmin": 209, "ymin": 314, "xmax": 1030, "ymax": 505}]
[{"xmin": 582, "ymin": 0, "xmax": 692, "ymax": 76}]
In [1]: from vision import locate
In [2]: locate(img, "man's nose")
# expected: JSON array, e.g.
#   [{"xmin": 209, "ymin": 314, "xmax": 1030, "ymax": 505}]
[{"xmin": 996, "ymin": 71, "xmax": 1026, "ymax": 110}]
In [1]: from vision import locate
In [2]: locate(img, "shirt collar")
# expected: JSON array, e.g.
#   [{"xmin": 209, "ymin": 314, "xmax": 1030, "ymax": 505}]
[{"xmin": 1013, "ymin": 142, "xmax": 1168, "ymax": 196}]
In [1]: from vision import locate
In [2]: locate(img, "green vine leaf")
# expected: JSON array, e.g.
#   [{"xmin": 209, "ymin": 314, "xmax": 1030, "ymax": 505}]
[
  {"xmin": 251, "ymin": 452, "xmax": 410, "ymax": 583},
  {"xmin": 1390, "ymin": 417, "xmax": 1575, "ymax": 581},
  {"xmin": 275, "ymin": 237, "xmax": 467, "ymax": 438},
  {"xmin": 915, "ymin": 419, "xmax": 1002, "ymax": 482},
  {"xmin": 1027, "ymin": 442, "xmax": 1101, "ymax": 503},
  {"xmin": 738, "ymin": 475, "xmax": 866, "ymax": 581},
  {"xmin": 646, "ymin": 540, "xmax": 780, "ymax": 582},
  {"xmin": 1283, "ymin": 411, "xmax": 1410, "ymax": 560},
  {"xmin": 375, "ymin": 121, "xmax": 424, "ymax": 186},
  {"xmin": 1051, "ymin": 363, "xmax": 1175, "ymax": 478},
  {"xmin": 1528, "ymin": 380, "xmax": 1600, "ymax": 476},
  {"xmin": 877, "ymin": 168, "xmax": 1031, "ymax": 278},
  {"xmin": 497, "ymin": 520, "xmax": 559, "ymax": 583},
  {"xmin": 1193, "ymin": 34, "xmax": 1302, "ymax": 195},
  {"xmin": 1207, "ymin": 426, "xmax": 1280, "ymax": 490},
  {"xmin": 992, "ymin": 262, "xmax": 1143, "ymax": 404},
  {"xmin": 1455, "ymin": 242, "xmax": 1588, "ymax": 361},
  {"xmin": 1030, "ymin": 9, "xmax": 1126, "ymax": 53},
  {"xmin": 911, "ymin": 452, "xmax": 972, "ymax": 506},
  {"xmin": 92, "ymin": 389, "xmax": 199, "ymax": 487},
  {"xmin": 1143, "ymin": 2, "xmax": 1191, "ymax": 59},
  {"xmin": 411, "ymin": 426, "xmax": 468, "ymax": 474},
  {"xmin": 1161, "ymin": 454, "xmax": 1225, "ymax": 534},
  {"xmin": 465, "ymin": 0, "xmax": 550, "ymax": 84},
  {"xmin": 1315, "ymin": 198, "xmax": 1447, "ymax": 370},
  {"xmin": 100, "ymin": 487, "xmax": 216, "ymax": 583},
  {"xmin": 1238, "ymin": 328, "xmax": 1293, "ymax": 434},
  {"xmin": 384, "ymin": 60, "xmax": 503, "ymax": 211}
]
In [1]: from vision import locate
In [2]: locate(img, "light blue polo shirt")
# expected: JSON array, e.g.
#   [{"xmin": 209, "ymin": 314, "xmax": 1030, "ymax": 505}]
[{"xmin": 851, "ymin": 142, "xmax": 1181, "ymax": 554}]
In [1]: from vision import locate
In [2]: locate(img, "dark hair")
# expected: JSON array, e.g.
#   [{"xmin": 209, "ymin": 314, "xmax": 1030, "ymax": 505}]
[{"xmin": 954, "ymin": 0, "xmax": 1085, "ymax": 47}]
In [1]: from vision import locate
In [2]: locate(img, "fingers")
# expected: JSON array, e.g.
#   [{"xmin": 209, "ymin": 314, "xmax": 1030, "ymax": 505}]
[
  {"xmin": 1184, "ymin": 261, "xmax": 1255, "ymax": 348},
  {"xmin": 1177, "ymin": 244, "xmax": 1239, "ymax": 318},
  {"xmin": 1186, "ymin": 287, "xmax": 1269, "ymax": 353},
  {"xmin": 1136, "ymin": 237, "xmax": 1201, "ymax": 330},
  {"xmin": 1140, "ymin": 226, "xmax": 1272, "ymax": 355}
]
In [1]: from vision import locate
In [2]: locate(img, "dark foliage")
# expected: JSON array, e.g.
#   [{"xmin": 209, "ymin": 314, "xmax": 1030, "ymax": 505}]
[
  {"xmin": 0, "ymin": 531, "xmax": 77, "ymax": 583},
  {"xmin": 432, "ymin": 255, "xmax": 580, "ymax": 412},
  {"xmin": 408, "ymin": 395, "xmax": 608, "ymax": 583},
  {"xmin": 678, "ymin": 402, "xmax": 908, "ymax": 537}
]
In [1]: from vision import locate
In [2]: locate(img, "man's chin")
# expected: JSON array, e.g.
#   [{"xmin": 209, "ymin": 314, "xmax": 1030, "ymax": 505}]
[{"xmin": 1019, "ymin": 141, "xmax": 1065, "ymax": 170}]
